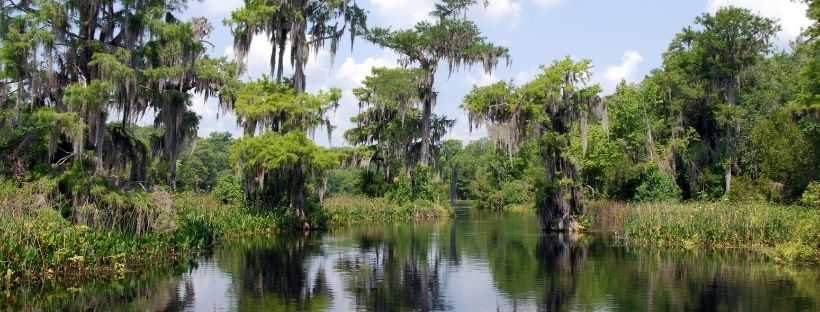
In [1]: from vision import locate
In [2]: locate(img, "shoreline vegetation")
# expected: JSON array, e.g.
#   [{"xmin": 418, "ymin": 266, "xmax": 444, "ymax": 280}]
[
  {"xmin": 499, "ymin": 200, "xmax": 819, "ymax": 263},
  {"xmin": 588, "ymin": 201, "xmax": 819, "ymax": 263},
  {"xmin": 0, "ymin": 181, "xmax": 453, "ymax": 290}
]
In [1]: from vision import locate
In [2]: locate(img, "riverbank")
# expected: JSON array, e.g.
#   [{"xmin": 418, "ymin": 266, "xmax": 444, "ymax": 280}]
[
  {"xmin": 1, "ymin": 188, "xmax": 453, "ymax": 289},
  {"xmin": 0, "ymin": 191, "xmax": 282, "ymax": 289},
  {"xmin": 588, "ymin": 201, "xmax": 820, "ymax": 263},
  {"xmin": 320, "ymin": 195, "xmax": 453, "ymax": 225}
]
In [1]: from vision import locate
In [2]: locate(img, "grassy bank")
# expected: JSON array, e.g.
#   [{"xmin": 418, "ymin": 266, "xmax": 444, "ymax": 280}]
[
  {"xmin": 0, "ymin": 186, "xmax": 281, "ymax": 289},
  {"xmin": 1, "ymin": 184, "xmax": 454, "ymax": 288},
  {"xmin": 589, "ymin": 201, "xmax": 820, "ymax": 262},
  {"xmin": 321, "ymin": 195, "xmax": 453, "ymax": 225}
]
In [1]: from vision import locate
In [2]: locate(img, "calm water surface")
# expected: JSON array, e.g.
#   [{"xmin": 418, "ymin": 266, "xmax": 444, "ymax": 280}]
[{"xmin": 8, "ymin": 206, "xmax": 820, "ymax": 311}]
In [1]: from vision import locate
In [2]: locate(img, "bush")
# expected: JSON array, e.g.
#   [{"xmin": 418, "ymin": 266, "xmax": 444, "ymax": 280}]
[
  {"xmin": 358, "ymin": 170, "xmax": 389, "ymax": 197},
  {"xmin": 326, "ymin": 168, "xmax": 361, "ymax": 195},
  {"xmin": 321, "ymin": 195, "xmax": 451, "ymax": 224},
  {"xmin": 387, "ymin": 172, "xmax": 413, "ymax": 205},
  {"xmin": 501, "ymin": 180, "xmax": 534, "ymax": 206},
  {"xmin": 634, "ymin": 167, "xmax": 681, "ymax": 203},
  {"xmin": 211, "ymin": 174, "xmax": 244, "ymax": 205},
  {"xmin": 727, "ymin": 175, "xmax": 784, "ymax": 203},
  {"xmin": 410, "ymin": 166, "xmax": 434, "ymax": 201},
  {"xmin": 800, "ymin": 181, "xmax": 820, "ymax": 208}
]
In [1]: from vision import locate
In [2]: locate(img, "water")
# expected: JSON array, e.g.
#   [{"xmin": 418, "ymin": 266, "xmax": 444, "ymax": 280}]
[{"xmin": 6, "ymin": 206, "xmax": 819, "ymax": 311}]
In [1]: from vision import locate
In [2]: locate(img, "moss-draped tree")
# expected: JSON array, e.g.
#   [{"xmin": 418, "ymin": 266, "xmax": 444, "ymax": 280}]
[
  {"xmin": 344, "ymin": 67, "xmax": 455, "ymax": 182},
  {"xmin": 463, "ymin": 57, "xmax": 604, "ymax": 231},
  {"xmin": 367, "ymin": 0, "xmax": 510, "ymax": 166},
  {"xmin": 226, "ymin": 0, "xmax": 367, "ymax": 93},
  {"xmin": 224, "ymin": 77, "xmax": 341, "ymax": 215},
  {"xmin": 0, "ymin": 0, "xmax": 237, "ymax": 211}
]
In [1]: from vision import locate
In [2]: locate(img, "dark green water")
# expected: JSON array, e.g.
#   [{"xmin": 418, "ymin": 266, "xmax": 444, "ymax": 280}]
[{"xmin": 6, "ymin": 206, "xmax": 819, "ymax": 311}]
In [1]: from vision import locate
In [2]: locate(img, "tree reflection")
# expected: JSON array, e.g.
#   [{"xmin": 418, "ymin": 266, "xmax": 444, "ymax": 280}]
[
  {"xmin": 534, "ymin": 232, "xmax": 588, "ymax": 312},
  {"xmin": 222, "ymin": 235, "xmax": 332, "ymax": 312},
  {"xmin": 337, "ymin": 226, "xmax": 448, "ymax": 311}
]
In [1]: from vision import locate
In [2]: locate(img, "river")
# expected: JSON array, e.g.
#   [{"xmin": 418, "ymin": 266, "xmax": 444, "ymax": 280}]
[{"xmin": 6, "ymin": 205, "xmax": 819, "ymax": 311}]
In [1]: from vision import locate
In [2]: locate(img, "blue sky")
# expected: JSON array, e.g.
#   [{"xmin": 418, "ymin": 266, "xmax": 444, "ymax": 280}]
[{"xmin": 177, "ymin": 0, "xmax": 811, "ymax": 146}]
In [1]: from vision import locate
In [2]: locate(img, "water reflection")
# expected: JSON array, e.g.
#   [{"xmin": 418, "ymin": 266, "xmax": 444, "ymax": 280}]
[{"xmin": 5, "ymin": 208, "xmax": 819, "ymax": 311}]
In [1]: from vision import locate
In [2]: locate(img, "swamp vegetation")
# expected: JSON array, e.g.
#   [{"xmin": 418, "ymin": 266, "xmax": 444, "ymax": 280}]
[{"xmin": 0, "ymin": 0, "xmax": 818, "ymax": 306}]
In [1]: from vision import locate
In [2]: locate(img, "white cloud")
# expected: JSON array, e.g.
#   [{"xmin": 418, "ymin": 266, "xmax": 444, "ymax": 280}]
[
  {"xmin": 529, "ymin": 0, "xmax": 563, "ymax": 9},
  {"xmin": 706, "ymin": 0, "xmax": 811, "ymax": 41},
  {"xmin": 334, "ymin": 51, "xmax": 399, "ymax": 88},
  {"xmin": 604, "ymin": 50, "xmax": 643, "ymax": 84},
  {"xmin": 199, "ymin": 0, "xmax": 243, "ymax": 16},
  {"xmin": 465, "ymin": 72, "xmax": 501, "ymax": 87},
  {"xmin": 514, "ymin": 67, "xmax": 540, "ymax": 85},
  {"xmin": 369, "ymin": 0, "xmax": 435, "ymax": 28},
  {"xmin": 478, "ymin": 0, "xmax": 523, "ymax": 26}
]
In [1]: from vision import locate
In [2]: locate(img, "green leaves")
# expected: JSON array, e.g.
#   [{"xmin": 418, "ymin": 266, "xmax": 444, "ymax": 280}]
[
  {"xmin": 231, "ymin": 77, "xmax": 340, "ymax": 135},
  {"xmin": 230, "ymin": 132, "xmax": 338, "ymax": 194}
]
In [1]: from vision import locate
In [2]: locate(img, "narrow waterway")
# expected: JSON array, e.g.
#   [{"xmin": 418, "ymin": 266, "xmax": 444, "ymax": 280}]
[{"xmin": 7, "ymin": 205, "xmax": 819, "ymax": 311}]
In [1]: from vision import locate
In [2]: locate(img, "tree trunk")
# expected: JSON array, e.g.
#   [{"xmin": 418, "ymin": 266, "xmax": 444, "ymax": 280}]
[
  {"xmin": 450, "ymin": 164, "xmax": 459, "ymax": 205},
  {"xmin": 537, "ymin": 147, "xmax": 586, "ymax": 232},
  {"xmin": 724, "ymin": 77, "xmax": 737, "ymax": 196},
  {"xmin": 419, "ymin": 86, "xmax": 433, "ymax": 166}
]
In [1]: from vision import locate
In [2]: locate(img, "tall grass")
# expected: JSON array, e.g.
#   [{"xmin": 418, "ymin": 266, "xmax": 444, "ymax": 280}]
[
  {"xmin": 0, "ymin": 185, "xmax": 281, "ymax": 289},
  {"xmin": 321, "ymin": 195, "xmax": 453, "ymax": 225},
  {"xmin": 589, "ymin": 201, "xmax": 820, "ymax": 262}
]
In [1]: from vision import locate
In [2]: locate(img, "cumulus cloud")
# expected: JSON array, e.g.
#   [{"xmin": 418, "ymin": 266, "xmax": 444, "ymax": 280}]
[
  {"xmin": 199, "ymin": 0, "xmax": 243, "ymax": 16},
  {"xmin": 477, "ymin": 0, "xmax": 523, "ymax": 26},
  {"xmin": 706, "ymin": 0, "xmax": 811, "ymax": 41},
  {"xmin": 369, "ymin": 0, "xmax": 435, "ymax": 28},
  {"xmin": 604, "ymin": 50, "xmax": 643, "ymax": 84},
  {"xmin": 529, "ymin": 0, "xmax": 563, "ymax": 9},
  {"xmin": 465, "ymin": 72, "xmax": 501, "ymax": 87},
  {"xmin": 514, "ymin": 67, "xmax": 541, "ymax": 85}
]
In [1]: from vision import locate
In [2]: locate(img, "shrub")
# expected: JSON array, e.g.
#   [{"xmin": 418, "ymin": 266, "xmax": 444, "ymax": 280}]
[
  {"xmin": 211, "ymin": 174, "xmax": 244, "ymax": 205},
  {"xmin": 501, "ymin": 180, "xmax": 534, "ymax": 206},
  {"xmin": 410, "ymin": 166, "xmax": 434, "ymax": 201},
  {"xmin": 634, "ymin": 167, "xmax": 681, "ymax": 203},
  {"xmin": 387, "ymin": 172, "xmax": 413, "ymax": 205},
  {"xmin": 800, "ymin": 181, "xmax": 820, "ymax": 208},
  {"xmin": 326, "ymin": 168, "xmax": 361, "ymax": 195},
  {"xmin": 358, "ymin": 170, "xmax": 389, "ymax": 197},
  {"xmin": 727, "ymin": 175, "xmax": 784, "ymax": 203}
]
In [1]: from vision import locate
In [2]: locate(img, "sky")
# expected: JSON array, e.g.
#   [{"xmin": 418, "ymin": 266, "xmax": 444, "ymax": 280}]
[{"xmin": 176, "ymin": 0, "xmax": 812, "ymax": 146}]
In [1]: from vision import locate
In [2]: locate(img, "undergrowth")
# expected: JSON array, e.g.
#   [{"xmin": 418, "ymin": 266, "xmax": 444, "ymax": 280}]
[{"xmin": 589, "ymin": 201, "xmax": 820, "ymax": 262}]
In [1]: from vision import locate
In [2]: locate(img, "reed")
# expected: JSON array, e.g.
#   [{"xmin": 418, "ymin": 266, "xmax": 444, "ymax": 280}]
[{"xmin": 589, "ymin": 201, "xmax": 819, "ymax": 262}]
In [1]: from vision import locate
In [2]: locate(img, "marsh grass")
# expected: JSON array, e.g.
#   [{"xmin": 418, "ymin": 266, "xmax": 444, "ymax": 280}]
[
  {"xmin": 321, "ymin": 195, "xmax": 452, "ymax": 225},
  {"xmin": 0, "ymin": 185, "xmax": 279, "ymax": 289},
  {"xmin": 589, "ymin": 201, "xmax": 819, "ymax": 262}
]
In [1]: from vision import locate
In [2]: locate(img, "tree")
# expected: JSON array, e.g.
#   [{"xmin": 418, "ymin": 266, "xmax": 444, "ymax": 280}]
[
  {"xmin": 224, "ymin": 77, "xmax": 341, "ymax": 215},
  {"xmin": 226, "ymin": 0, "xmax": 367, "ymax": 93},
  {"xmin": 177, "ymin": 132, "xmax": 235, "ymax": 192},
  {"xmin": 0, "ymin": 0, "xmax": 236, "ymax": 202},
  {"xmin": 367, "ymin": 0, "xmax": 510, "ymax": 166},
  {"xmin": 463, "ymin": 57, "xmax": 603, "ymax": 231},
  {"xmin": 670, "ymin": 7, "xmax": 779, "ymax": 195},
  {"xmin": 345, "ymin": 67, "xmax": 455, "ymax": 183}
]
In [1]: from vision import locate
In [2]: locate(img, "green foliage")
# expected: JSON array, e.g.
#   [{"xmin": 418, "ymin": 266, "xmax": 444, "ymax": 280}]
[
  {"xmin": 634, "ymin": 167, "xmax": 682, "ymax": 203},
  {"xmin": 177, "ymin": 132, "xmax": 235, "ymax": 192},
  {"xmin": 388, "ymin": 173, "xmax": 414, "ymax": 205},
  {"xmin": 326, "ymin": 168, "xmax": 361, "ymax": 196},
  {"xmin": 501, "ymin": 180, "xmax": 535, "ymax": 206},
  {"xmin": 726, "ymin": 175, "xmax": 784, "ymax": 203},
  {"xmin": 410, "ymin": 166, "xmax": 435, "ymax": 201},
  {"xmin": 601, "ymin": 201, "xmax": 820, "ymax": 262},
  {"xmin": 321, "ymin": 195, "xmax": 452, "ymax": 225},
  {"xmin": 357, "ymin": 170, "xmax": 389, "ymax": 198},
  {"xmin": 211, "ymin": 174, "xmax": 244, "ymax": 206},
  {"xmin": 800, "ymin": 181, "xmax": 820, "ymax": 208}
]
